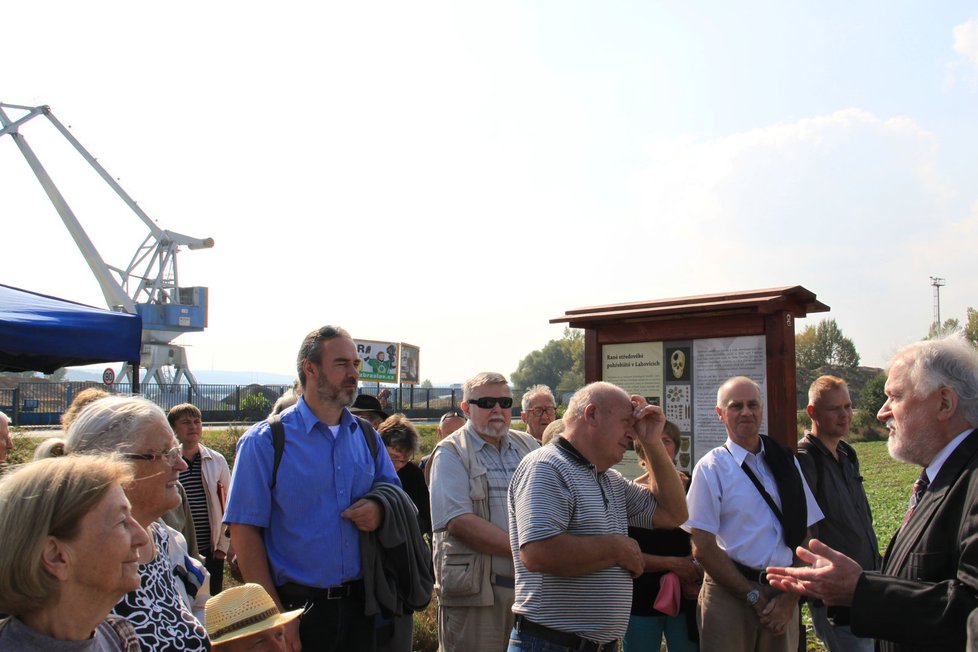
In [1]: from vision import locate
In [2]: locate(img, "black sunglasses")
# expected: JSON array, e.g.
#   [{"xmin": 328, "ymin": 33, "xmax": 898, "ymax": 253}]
[{"xmin": 467, "ymin": 396, "xmax": 513, "ymax": 409}]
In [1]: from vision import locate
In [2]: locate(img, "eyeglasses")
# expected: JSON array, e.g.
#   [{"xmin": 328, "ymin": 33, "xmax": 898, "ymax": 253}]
[
  {"xmin": 467, "ymin": 397, "xmax": 513, "ymax": 409},
  {"xmin": 124, "ymin": 446, "xmax": 183, "ymax": 466},
  {"xmin": 526, "ymin": 406, "xmax": 556, "ymax": 417}
]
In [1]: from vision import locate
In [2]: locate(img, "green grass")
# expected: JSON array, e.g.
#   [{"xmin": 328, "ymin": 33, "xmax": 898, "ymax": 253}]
[{"xmin": 6, "ymin": 430, "xmax": 916, "ymax": 652}]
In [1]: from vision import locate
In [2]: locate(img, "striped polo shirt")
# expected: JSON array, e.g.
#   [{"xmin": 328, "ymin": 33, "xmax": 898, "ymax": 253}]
[{"xmin": 508, "ymin": 438, "xmax": 656, "ymax": 644}]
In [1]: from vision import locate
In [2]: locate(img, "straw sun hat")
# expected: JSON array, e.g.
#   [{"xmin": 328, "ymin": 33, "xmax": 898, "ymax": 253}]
[{"xmin": 205, "ymin": 583, "xmax": 303, "ymax": 645}]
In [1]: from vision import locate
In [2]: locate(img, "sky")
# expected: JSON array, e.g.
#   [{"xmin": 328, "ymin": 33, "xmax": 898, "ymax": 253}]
[{"xmin": 3, "ymin": 2, "xmax": 978, "ymax": 385}]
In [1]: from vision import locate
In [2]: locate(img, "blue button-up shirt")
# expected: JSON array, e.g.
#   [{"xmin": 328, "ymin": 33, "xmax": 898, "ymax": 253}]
[{"xmin": 224, "ymin": 396, "xmax": 400, "ymax": 587}]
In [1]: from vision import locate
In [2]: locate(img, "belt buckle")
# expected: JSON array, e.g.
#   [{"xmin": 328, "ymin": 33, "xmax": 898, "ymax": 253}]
[
  {"xmin": 325, "ymin": 584, "xmax": 347, "ymax": 600},
  {"xmin": 756, "ymin": 569, "xmax": 768, "ymax": 585}
]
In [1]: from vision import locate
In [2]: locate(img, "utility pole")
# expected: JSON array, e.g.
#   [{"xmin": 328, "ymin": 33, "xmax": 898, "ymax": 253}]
[{"xmin": 931, "ymin": 276, "xmax": 946, "ymax": 333}]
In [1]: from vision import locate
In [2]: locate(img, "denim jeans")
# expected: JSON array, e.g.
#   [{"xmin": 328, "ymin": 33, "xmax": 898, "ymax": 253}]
[{"xmin": 508, "ymin": 627, "xmax": 618, "ymax": 652}]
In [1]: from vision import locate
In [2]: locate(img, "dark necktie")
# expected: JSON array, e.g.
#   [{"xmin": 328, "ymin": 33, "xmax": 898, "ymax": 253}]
[{"xmin": 901, "ymin": 470, "xmax": 930, "ymax": 526}]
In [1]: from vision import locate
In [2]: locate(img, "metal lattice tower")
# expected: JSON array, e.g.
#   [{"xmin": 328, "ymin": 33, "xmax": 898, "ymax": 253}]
[{"xmin": 931, "ymin": 276, "xmax": 945, "ymax": 331}]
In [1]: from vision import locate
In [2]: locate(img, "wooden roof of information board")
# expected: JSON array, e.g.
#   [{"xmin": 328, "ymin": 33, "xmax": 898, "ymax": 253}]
[{"xmin": 551, "ymin": 285, "xmax": 829, "ymax": 328}]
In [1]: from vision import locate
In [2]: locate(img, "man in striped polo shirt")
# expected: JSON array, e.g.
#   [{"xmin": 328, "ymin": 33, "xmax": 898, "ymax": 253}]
[{"xmin": 507, "ymin": 382, "xmax": 689, "ymax": 651}]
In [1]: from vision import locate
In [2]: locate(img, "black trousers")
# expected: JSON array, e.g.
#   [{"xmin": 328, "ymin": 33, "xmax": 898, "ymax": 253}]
[
  {"xmin": 278, "ymin": 582, "xmax": 375, "ymax": 652},
  {"xmin": 203, "ymin": 553, "xmax": 224, "ymax": 596}
]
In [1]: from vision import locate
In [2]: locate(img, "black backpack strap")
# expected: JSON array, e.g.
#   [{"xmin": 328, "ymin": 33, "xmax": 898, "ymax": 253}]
[
  {"xmin": 797, "ymin": 436, "xmax": 825, "ymax": 503},
  {"xmin": 270, "ymin": 414, "xmax": 377, "ymax": 490},
  {"xmin": 838, "ymin": 439, "xmax": 860, "ymax": 474},
  {"xmin": 356, "ymin": 416, "xmax": 380, "ymax": 460},
  {"xmin": 269, "ymin": 415, "xmax": 286, "ymax": 490}
]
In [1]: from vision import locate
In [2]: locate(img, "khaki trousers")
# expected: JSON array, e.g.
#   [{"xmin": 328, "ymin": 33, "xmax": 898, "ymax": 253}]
[
  {"xmin": 438, "ymin": 583, "xmax": 515, "ymax": 652},
  {"xmin": 697, "ymin": 575, "xmax": 798, "ymax": 652}
]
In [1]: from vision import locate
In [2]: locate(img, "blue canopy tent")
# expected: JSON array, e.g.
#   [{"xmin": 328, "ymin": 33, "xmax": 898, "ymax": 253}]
[{"xmin": 0, "ymin": 283, "xmax": 141, "ymax": 384}]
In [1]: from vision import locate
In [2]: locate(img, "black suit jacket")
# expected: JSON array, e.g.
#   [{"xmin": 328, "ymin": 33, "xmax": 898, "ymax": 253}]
[{"xmin": 850, "ymin": 428, "xmax": 978, "ymax": 652}]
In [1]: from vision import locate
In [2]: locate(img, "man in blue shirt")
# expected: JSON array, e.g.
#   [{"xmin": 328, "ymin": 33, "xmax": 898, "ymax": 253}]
[{"xmin": 225, "ymin": 325, "xmax": 400, "ymax": 652}]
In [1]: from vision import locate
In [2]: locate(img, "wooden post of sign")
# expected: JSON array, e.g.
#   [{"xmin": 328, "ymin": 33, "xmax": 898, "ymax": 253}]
[{"xmin": 552, "ymin": 286, "xmax": 828, "ymax": 452}]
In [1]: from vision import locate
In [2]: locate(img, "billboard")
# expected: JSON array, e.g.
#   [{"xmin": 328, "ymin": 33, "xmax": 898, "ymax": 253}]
[
  {"xmin": 356, "ymin": 339, "xmax": 399, "ymax": 383},
  {"xmin": 399, "ymin": 343, "xmax": 420, "ymax": 385}
]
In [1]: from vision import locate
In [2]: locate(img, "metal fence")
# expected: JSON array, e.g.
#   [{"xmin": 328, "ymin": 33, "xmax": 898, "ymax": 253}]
[{"xmin": 0, "ymin": 382, "xmax": 479, "ymax": 426}]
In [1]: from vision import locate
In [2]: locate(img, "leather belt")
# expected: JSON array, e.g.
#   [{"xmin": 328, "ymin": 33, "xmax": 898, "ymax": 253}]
[
  {"xmin": 733, "ymin": 561, "xmax": 769, "ymax": 585},
  {"xmin": 513, "ymin": 615, "xmax": 618, "ymax": 652},
  {"xmin": 277, "ymin": 580, "xmax": 362, "ymax": 601}
]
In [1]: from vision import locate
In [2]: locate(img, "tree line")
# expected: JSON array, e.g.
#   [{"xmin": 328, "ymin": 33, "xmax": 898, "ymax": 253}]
[{"xmin": 511, "ymin": 310, "xmax": 978, "ymax": 417}]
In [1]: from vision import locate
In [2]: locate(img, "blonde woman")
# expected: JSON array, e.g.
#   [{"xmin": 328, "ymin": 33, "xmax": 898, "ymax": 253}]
[{"xmin": 0, "ymin": 455, "xmax": 148, "ymax": 650}]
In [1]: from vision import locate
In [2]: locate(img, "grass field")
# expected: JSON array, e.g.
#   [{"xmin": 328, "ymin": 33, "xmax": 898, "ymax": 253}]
[{"xmin": 6, "ymin": 430, "xmax": 916, "ymax": 652}]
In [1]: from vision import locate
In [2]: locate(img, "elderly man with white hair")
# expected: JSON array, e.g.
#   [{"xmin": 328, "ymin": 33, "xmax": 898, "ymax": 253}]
[
  {"xmin": 430, "ymin": 372, "xmax": 539, "ymax": 652},
  {"xmin": 520, "ymin": 385, "xmax": 557, "ymax": 442},
  {"xmin": 767, "ymin": 335, "xmax": 978, "ymax": 652}
]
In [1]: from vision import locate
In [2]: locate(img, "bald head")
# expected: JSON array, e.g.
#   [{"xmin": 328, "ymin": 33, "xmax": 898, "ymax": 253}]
[
  {"xmin": 716, "ymin": 376, "xmax": 761, "ymax": 408},
  {"xmin": 566, "ymin": 382, "xmax": 630, "ymax": 423},
  {"xmin": 715, "ymin": 376, "xmax": 763, "ymax": 448},
  {"xmin": 563, "ymin": 382, "xmax": 636, "ymax": 472}
]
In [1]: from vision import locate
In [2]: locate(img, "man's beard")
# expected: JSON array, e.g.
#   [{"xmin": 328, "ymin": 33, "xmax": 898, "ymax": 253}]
[
  {"xmin": 473, "ymin": 417, "xmax": 510, "ymax": 440},
  {"xmin": 886, "ymin": 418, "xmax": 937, "ymax": 467},
  {"xmin": 317, "ymin": 374, "xmax": 357, "ymax": 408}
]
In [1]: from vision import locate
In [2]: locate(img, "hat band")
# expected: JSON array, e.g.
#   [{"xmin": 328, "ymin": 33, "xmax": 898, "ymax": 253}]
[{"xmin": 212, "ymin": 607, "xmax": 281, "ymax": 640}]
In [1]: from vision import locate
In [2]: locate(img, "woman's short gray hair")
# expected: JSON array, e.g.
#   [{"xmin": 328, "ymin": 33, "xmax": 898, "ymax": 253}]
[
  {"xmin": 0, "ymin": 455, "xmax": 133, "ymax": 614},
  {"xmin": 65, "ymin": 395, "xmax": 170, "ymax": 455}
]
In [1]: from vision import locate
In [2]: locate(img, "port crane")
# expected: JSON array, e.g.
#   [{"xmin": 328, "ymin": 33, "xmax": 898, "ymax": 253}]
[{"xmin": 0, "ymin": 102, "xmax": 213, "ymax": 387}]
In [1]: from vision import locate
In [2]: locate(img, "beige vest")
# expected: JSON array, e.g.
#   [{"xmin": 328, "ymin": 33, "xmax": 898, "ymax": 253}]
[{"xmin": 431, "ymin": 425, "xmax": 537, "ymax": 607}]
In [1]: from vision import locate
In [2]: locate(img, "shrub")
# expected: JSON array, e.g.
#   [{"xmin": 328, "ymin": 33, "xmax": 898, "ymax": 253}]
[
  {"xmin": 850, "ymin": 409, "xmax": 886, "ymax": 442},
  {"xmin": 857, "ymin": 374, "xmax": 887, "ymax": 415},
  {"xmin": 240, "ymin": 393, "xmax": 272, "ymax": 421}
]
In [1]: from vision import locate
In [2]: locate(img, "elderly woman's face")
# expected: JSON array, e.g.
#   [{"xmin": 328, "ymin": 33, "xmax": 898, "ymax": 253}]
[
  {"xmin": 64, "ymin": 483, "xmax": 149, "ymax": 599},
  {"xmin": 124, "ymin": 417, "xmax": 187, "ymax": 524}
]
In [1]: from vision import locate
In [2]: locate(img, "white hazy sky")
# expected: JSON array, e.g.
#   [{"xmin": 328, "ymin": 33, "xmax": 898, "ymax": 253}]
[{"xmin": 3, "ymin": 2, "xmax": 978, "ymax": 384}]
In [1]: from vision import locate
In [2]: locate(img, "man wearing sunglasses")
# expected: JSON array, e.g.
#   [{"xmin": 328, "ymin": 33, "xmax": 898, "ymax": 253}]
[{"xmin": 430, "ymin": 372, "xmax": 540, "ymax": 652}]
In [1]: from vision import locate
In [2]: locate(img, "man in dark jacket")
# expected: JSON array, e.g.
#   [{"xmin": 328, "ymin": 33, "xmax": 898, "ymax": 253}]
[
  {"xmin": 768, "ymin": 335, "xmax": 978, "ymax": 652},
  {"xmin": 797, "ymin": 375, "xmax": 880, "ymax": 652}
]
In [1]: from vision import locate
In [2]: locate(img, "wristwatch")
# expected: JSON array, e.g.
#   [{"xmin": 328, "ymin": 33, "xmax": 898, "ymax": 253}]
[{"xmin": 745, "ymin": 588, "xmax": 760, "ymax": 605}]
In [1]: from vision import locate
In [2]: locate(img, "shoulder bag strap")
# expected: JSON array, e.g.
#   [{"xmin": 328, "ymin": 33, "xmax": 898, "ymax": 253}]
[{"xmin": 724, "ymin": 444, "xmax": 786, "ymax": 529}]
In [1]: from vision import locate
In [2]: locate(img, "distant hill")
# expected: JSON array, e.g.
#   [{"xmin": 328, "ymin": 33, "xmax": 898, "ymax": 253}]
[{"xmin": 63, "ymin": 369, "xmax": 295, "ymax": 386}]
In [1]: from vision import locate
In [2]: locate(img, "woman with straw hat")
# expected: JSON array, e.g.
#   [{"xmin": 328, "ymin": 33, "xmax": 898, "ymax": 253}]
[{"xmin": 205, "ymin": 584, "xmax": 303, "ymax": 651}]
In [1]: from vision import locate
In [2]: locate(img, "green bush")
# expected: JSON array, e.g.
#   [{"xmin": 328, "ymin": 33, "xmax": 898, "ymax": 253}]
[
  {"xmin": 240, "ymin": 393, "xmax": 272, "ymax": 421},
  {"xmin": 850, "ymin": 409, "xmax": 886, "ymax": 442},
  {"xmin": 858, "ymin": 374, "xmax": 887, "ymax": 415}
]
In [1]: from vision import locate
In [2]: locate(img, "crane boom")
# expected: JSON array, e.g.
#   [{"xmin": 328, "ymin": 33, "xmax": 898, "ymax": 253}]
[{"xmin": 0, "ymin": 102, "xmax": 214, "ymax": 387}]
